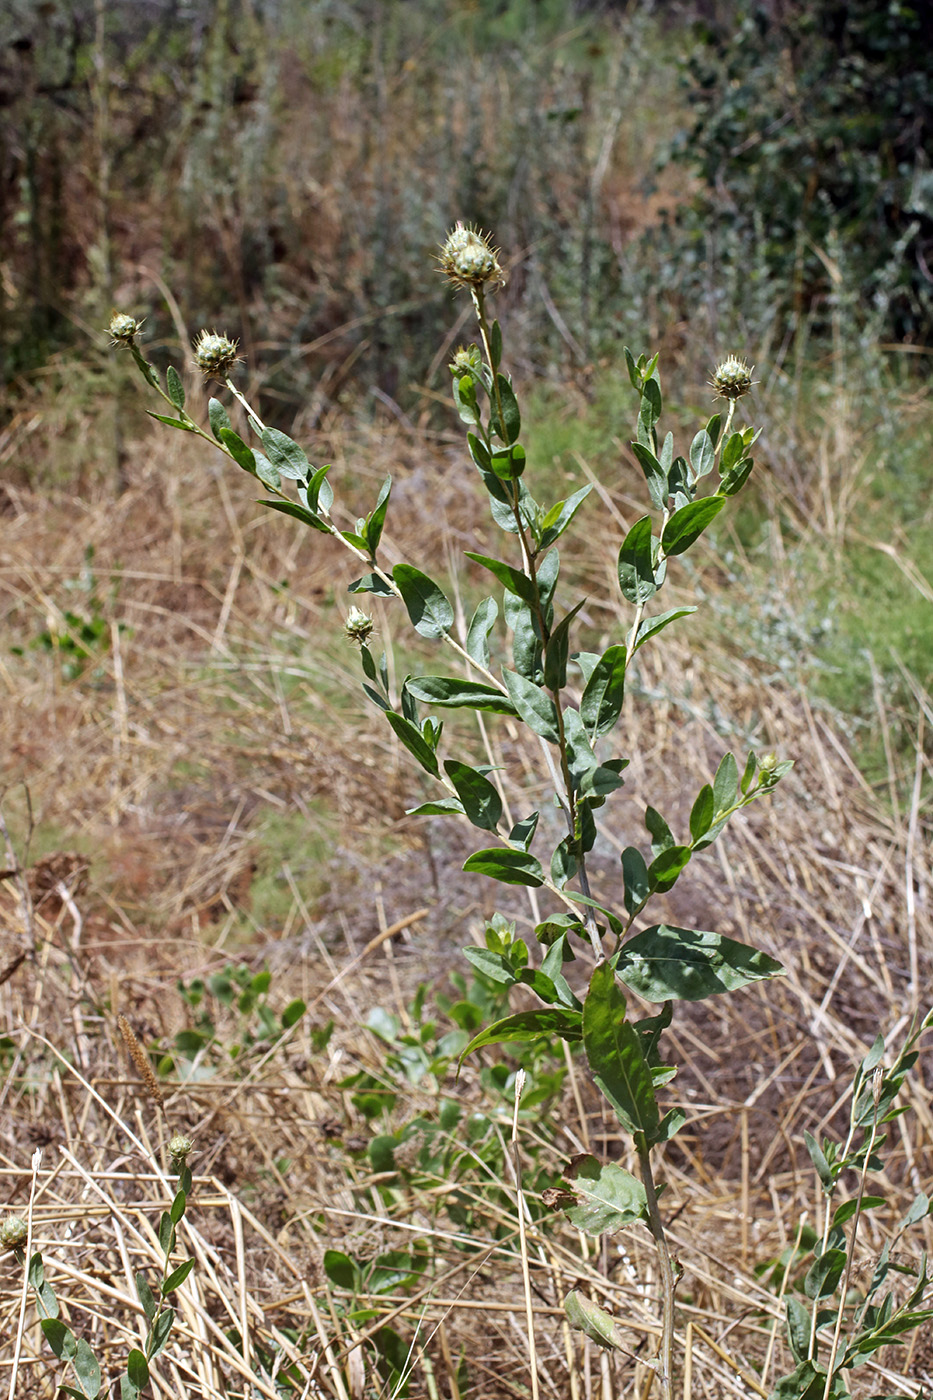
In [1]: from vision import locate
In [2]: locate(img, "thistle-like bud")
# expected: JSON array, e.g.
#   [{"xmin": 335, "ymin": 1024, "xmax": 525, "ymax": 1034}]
[
  {"xmin": 344, "ymin": 606, "xmax": 375, "ymax": 646},
  {"xmin": 438, "ymin": 223, "xmax": 504, "ymax": 292},
  {"xmin": 449, "ymin": 344, "xmax": 483, "ymax": 377},
  {"xmin": 192, "ymin": 329, "xmax": 240, "ymax": 379},
  {"xmin": 710, "ymin": 356, "xmax": 756, "ymax": 401},
  {"xmin": 758, "ymin": 753, "xmax": 779, "ymax": 786},
  {"xmin": 109, "ymin": 312, "xmax": 142, "ymax": 346},
  {"xmin": 169, "ymin": 1133, "xmax": 193, "ymax": 1170},
  {"xmin": 0, "ymin": 1216, "xmax": 27, "ymax": 1251}
]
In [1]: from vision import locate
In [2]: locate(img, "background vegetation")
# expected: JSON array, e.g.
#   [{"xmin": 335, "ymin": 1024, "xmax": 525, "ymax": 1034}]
[{"xmin": 1, "ymin": 1, "xmax": 930, "ymax": 1397}]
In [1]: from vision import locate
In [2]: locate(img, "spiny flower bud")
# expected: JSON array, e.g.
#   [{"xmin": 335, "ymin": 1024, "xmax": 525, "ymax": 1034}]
[
  {"xmin": 169, "ymin": 1133, "xmax": 193, "ymax": 1169},
  {"xmin": 438, "ymin": 223, "xmax": 504, "ymax": 292},
  {"xmin": 449, "ymin": 344, "xmax": 483, "ymax": 377},
  {"xmin": 344, "ymin": 606, "xmax": 375, "ymax": 646},
  {"xmin": 758, "ymin": 752, "xmax": 779, "ymax": 786},
  {"xmin": 192, "ymin": 329, "xmax": 240, "ymax": 378},
  {"xmin": 109, "ymin": 312, "xmax": 142, "ymax": 346},
  {"xmin": 710, "ymin": 355, "xmax": 756, "ymax": 401},
  {"xmin": 0, "ymin": 1216, "xmax": 27, "ymax": 1251}
]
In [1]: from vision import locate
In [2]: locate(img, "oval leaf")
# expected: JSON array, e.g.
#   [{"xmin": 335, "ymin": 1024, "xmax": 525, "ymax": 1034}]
[
  {"xmin": 615, "ymin": 925, "xmax": 785, "ymax": 1003},
  {"xmin": 583, "ymin": 963, "xmax": 659, "ymax": 1139},
  {"xmin": 444, "ymin": 760, "xmax": 503, "ymax": 832},
  {"xmin": 661, "ymin": 497, "xmax": 725, "ymax": 556},
  {"xmin": 392, "ymin": 564, "xmax": 454, "ymax": 639},
  {"xmin": 462, "ymin": 848, "xmax": 544, "ymax": 887}
]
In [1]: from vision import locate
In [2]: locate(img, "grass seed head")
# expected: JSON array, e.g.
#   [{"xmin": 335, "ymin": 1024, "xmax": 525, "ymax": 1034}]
[
  {"xmin": 438, "ymin": 222, "xmax": 504, "ymax": 292},
  {"xmin": 710, "ymin": 355, "xmax": 756, "ymax": 400},
  {"xmin": 117, "ymin": 1013, "xmax": 165, "ymax": 1109},
  {"xmin": 193, "ymin": 329, "xmax": 240, "ymax": 378}
]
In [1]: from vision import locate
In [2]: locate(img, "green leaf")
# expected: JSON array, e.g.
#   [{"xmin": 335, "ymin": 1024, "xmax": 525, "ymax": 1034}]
[
  {"xmin": 261, "ymin": 426, "xmax": 310, "ymax": 480},
  {"xmin": 647, "ymin": 844, "xmax": 692, "ymax": 886},
  {"xmin": 282, "ymin": 997, "xmax": 306, "ymax": 1027},
  {"xmin": 444, "ymin": 760, "xmax": 503, "ymax": 832},
  {"xmin": 208, "ymin": 397, "xmax": 232, "ymax": 442},
  {"xmin": 492, "ymin": 374, "xmax": 521, "ymax": 444},
  {"xmin": 35, "ymin": 1280, "xmax": 58, "ymax": 1319},
  {"xmin": 804, "ymin": 1131, "xmax": 836, "ymax": 1191},
  {"xmin": 465, "ymin": 552, "xmax": 537, "ymax": 606},
  {"xmin": 713, "ymin": 751, "xmax": 739, "ymax": 813},
  {"xmin": 126, "ymin": 1351, "xmax": 149, "ymax": 1389},
  {"xmin": 158, "ymin": 1211, "xmax": 175, "ymax": 1257},
  {"xmin": 147, "ymin": 410, "xmax": 197, "ymax": 433},
  {"xmin": 645, "ymin": 806, "xmax": 675, "ymax": 855},
  {"xmin": 148, "ymin": 1307, "xmax": 175, "ymax": 1360},
  {"xmin": 661, "ymin": 497, "xmax": 725, "ymax": 556},
  {"xmin": 689, "ymin": 427, "xmax": 715, "ymax": 479},
  {"xmin": 386, "ymin": 712, "xmax": 440, "ymax": 777},
  {"xmin": 832, "ymin": 1196, "xmax": 886, "ymax": 1227},
  {"xmin": 466, "ymin": 597, "xmax": 498, "ymax": 668},
  {"xmin": 364, "ymin": 475, "xmax": 392, "ymax": 555},
  {"xmin": 583, "ymin": 964, "xmax": 659, "ymax": 1139},
  {"xmin": 689, "ymin": 785, "xmax": 715, "ymax": 841},
  {"xmin": 631, "ymin": 442, "xmax": 667, "ymax": 509},
  {"xmin": 637, "ymin": 377, "xmax": 662, "ymax": 449},
  {"xmin": 41, "ymin": 1317, "xmax": 74, "ymax": 1359},
  {"xmin": 618, "ymin": 516, "xmax": 657, "ymax": 604},
  {"xmin": 721, "ymin": 456, "xmax": 754, "ymax": 496},
  {"xmin": 631, "ymin": 606, "xmax": 696, "ymax": 654},
  {"xmin": 785, "ymin": 1297, "xmax": 812, "ymax": 1365},
  {"xmin": 166, "ymin": 364, "xmax": 185, "ymax": 410},
  {"xmin": 120, "ymin": 1376, "xmax": 140, "ymax": 1400},
  {"xmin": 407, "ymin": 797, "xmax": 466, "ymax": 817},
  {"xmin": 509, "ymin": 811, "xmax": 539, "ymax": 851},
  {"xmin": 262, "ymin": 498, "xmax": 330, "ymax": 533},
  {"xmin": 549, "ymin": 1155, "xmax": 647, "ymax": 1234},
  {"xmin": 162, "ymin": 1258, "xmax": 195, "ymax": 1294},
  {"xmin": 72, "ymin": 1338, "xmax": 102, "ymax": 1398},
  {"xmin": 621, "ymin": 847, "xmax": 652, "ymax": 916},
  {"xmin": 563, "ymin": 1290, "xmax": 626, "ymax": 1351},
  {"xmin": 720, "ymin": 431, "xmax": 745, "ymax": 472},
  {"xmin": 392, "ymin": 564, "xmax": 453, "ymax": 639},
  {"xmin": 580, "ymin": 645, "xmax": 627, "ymax": 739},
  {"xmin": 406, "ymin": 676, "xmax": 517, "ymax": 716},
  {"xmin": 489, "ymin": 443, "xmax": 526, "ymax": 480},
  {"xmin": 539, "ymin": 484, "xmax": 593, "ymax": 550},
  {"xmin": 462, "ymin": 848, "xmax": 544, "ymax": 887},
  {"xmin": 502, "ymin": 670, "xmax": 560, "ymax": 742},
  {"xmin": 170, "ymin": 1189, "xmax": 186, "ymax": 1224},
  {"xmin": 460, "ymin": 1006, "xmax": 582, "ymax": 1060},
  {"xmin": 217, "ymin": 426, "xmax": 255, "ymax": 473},
  {"xmin": 348, "ymin": 571, "xmax": 395, "ymax": 594},
  {"xmin": 135, "ymin": 1271, "xmax": 157, "ymax": 1323},
  {"xmin": 614, "ymin": 926, "xmax": 785, "ymax": 1003},
  {"xmin": 805, "ymin": 1248, "xmax": 847, "ymax": 1299},
  {"xmin": 462, "ymin": 948, "xmax": 520, "ymax": 986},
  {"xmin": 544, "ymin": 599, "xmax": 586, "ymax": 691},
  {"xmin": 766, "ymin": 1361, "xmax": 825, "ymax": 1400},
  {"xmin": 490, "ymin": 320, "xmax": 502, "ymax": 369}
]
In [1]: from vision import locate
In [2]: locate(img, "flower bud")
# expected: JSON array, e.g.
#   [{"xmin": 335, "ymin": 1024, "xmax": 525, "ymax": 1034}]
[
  {"xmin": 710, "ymin": 355, "xmax": 756, "ymax": 401},
  {"xmin": 344, "ymin": 606, "xmax": 375, "ymax": 646},
  {"xmin": 109, "ymin": 312, "xmax": 142, "ymax": 346},
  {"xmin": 169, "ymin": 1133, "xmax": 193, "ymax": 1169},
  {"xmin": 438, "ymin": 223, "xmax": 504, "ymax": 292},
  {"xmin": 0, "ymin": 1216, "xmax": 27, "ymax": 1251},
  {"xmin": 449, "ymin": 344, "xmax": 483, "ymax": 377},
  {"xmin": 192, "ymin": 329, "xmax": 240, "ymax": 378}
]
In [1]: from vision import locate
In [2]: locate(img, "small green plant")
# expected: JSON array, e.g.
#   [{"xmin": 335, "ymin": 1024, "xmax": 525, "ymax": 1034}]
[
  {"xmin": 165, "ymin": 962, "xmax": 307, "ymax": 1079},
  {"xmin": 112, "ymin": 226, "xmax": 929, "ymax": 1399},
  {"xmin": 762, "ymin": 1013, "xmax": 933, "ymax": 1400},
  {"xmin": 4, "ymin": 1019, "xmax": 195, "ymax": 1400}
]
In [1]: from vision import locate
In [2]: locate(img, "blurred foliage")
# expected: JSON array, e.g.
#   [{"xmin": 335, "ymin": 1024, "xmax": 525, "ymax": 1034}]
[{"xmin": 662, "ymin": 0, "xmax": 933, "ymax": 346}]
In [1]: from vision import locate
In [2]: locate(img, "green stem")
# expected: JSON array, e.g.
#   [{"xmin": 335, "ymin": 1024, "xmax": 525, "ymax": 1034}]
[{"xmin": 636, "ymin": 1135, "xmax": 676, "ymax": 1400}]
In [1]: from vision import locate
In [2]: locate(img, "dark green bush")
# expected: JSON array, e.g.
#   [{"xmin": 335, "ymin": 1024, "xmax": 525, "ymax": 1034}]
[{"xmin": 664, "ymin": 0, "xmax": 933, "ymax": 344}]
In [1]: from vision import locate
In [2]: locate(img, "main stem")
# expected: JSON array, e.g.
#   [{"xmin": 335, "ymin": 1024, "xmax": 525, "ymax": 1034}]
[{"xmin": 636, "ymin": 1136, "xmax": 676, "ymax": 1400}]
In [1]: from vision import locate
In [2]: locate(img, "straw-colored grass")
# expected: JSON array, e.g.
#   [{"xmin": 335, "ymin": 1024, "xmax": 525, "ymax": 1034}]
[{"xmin": 1, "ymin": 392, "xmax": 931, "ymax": 1398}]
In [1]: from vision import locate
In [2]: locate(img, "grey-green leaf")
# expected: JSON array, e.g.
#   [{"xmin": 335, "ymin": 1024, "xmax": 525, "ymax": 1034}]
[
  {"xmin": 580, "ymin": 645, "xmax": 626, "ymax": 739},
  {"xmin": 261, "ymin": 426, "xmax": 310, "ymax": 480},
  {"xmin": 618, "ymin": 516, "xmax": 657, "ymax": 604},
  {"xmin": 661, "ymin": 497, "xmax": 725, "ymax": 556},
  {"xmin": 166, "ymin": 364, "xmax": 185, "ymax": 410},
  {"xmin": 208, "ymin": 397, "xmax": 232, "ymax": 442},
  {"xmin": 406, "ymin": 676, "xmax": 516, "ymax": 716},
  {"xmin": 583, "ymin": 963, "xmax": 659, "ymax": 1139},
  {"xmin": 466, "ymin": 597, "xmax": 498, "ymax": 668},
  {"xmin": 392, "ymin": 564, "xmax": 454, "ymax": 639},
  {"xmin": 551, "ymin": 1155, "xmax": 647, "ymax": 1235},
  {"xmin": 614, "ymin": 925, "xmax": 785, "ymax": 1003},
  {"xmin": 444, "ymin": 760, "xmax": 503, "ymax": 832},
  {"xmin": 462, "ymin": 848, "xmax": 544, "ymax": 887},
  {"xmin": 460, "ymin": 1006, "xmax": 581, "ymax": 1060},
  {"xmin": 503, "ymin": 669, "xmax": 561, "ymax": 742}
]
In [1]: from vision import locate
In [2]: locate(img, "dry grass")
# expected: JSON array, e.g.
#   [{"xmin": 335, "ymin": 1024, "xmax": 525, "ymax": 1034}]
[{"xmin": 1, "ymin": 397, "xmax": 931, "ymax": 1399}]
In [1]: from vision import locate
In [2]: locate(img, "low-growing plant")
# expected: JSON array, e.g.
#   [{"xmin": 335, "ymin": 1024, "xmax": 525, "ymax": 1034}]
[{"xmin": 111, "ymin": 226, "xmax": 930, "ymax": 1399}]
